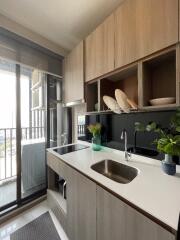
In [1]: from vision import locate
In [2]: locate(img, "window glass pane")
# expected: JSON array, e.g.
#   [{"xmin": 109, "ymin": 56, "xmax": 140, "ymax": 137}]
[{"xmin": 0, "ymin": 59, "xmax": 17, "ymax": 208}]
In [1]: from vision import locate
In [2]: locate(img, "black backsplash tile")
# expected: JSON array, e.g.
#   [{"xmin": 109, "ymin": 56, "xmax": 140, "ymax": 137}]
[{"xmin": 78, "ymin": 110, "xmax": 180, "ymax": 164}]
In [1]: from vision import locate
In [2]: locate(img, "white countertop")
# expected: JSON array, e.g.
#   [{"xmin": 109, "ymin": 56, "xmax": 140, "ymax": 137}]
[{"xmin": 47, "ymin": 142, "xmax": 180, "ymax": 232}]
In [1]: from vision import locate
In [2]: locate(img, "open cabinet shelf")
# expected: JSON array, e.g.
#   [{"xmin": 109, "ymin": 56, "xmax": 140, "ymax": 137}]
[
  {"xmin": 100, "ymin": 65, "xmax": 138, "ymax": 111},
  {"xmin": 47, "ymin": 167, "xmax": 67, "ymax": 215},
  {"xmin": 139, "ymin": 48, "xmax": 178, "ymax": 108},
  {"xmin": 85, "ymin": 45, "xmax": 180, "ymax": 114},
  {"xmin": 85, "ymin": 81, "xmax": 99, "ymax": 112}
]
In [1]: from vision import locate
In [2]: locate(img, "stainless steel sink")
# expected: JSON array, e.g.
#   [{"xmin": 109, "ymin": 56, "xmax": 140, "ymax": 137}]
[{"xmin": 91, "ymin": 159, "xmax": 138, "ymax": 184}]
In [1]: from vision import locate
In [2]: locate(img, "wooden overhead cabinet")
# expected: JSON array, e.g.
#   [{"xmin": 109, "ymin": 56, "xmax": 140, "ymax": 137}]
[
  {"xmin": 85, "ymin": 14, "xmax": 115, "ymax": 82},
  {"xmin": 136, "ymin": 0, "xmax": 178, "ymax": 58},
  {"xmin": 115, "ymin": 0, "xmax": 137, "ymax": 68},
  {"xmin": 63, "ymin": 41, "xmax": 84, "ymax": 105},
  {"xmin": 115, "ymin": 0, "xmax": 178, "ymax": 69}
]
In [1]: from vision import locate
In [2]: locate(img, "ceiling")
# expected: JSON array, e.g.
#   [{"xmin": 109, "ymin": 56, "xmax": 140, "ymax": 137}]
[{"xmin": 0, "ymin": 0, "xmax": 124, "ymax": 52}]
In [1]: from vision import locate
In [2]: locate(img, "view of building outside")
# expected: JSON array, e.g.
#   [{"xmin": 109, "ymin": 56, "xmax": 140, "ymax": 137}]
[
  {"xmin": 0, "ymin": 64, "xmax": 16, "ymax": 181},
  {"xmin": 0, "ymin": 60, "xmax": 47, "ymax": 208},
  {"xmin": 0, "ymin": 62, "xmax": 30, "ymax": 181}
]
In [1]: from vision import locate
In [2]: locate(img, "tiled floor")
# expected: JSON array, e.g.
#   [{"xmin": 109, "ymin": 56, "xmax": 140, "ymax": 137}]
[
  {"xmin": 0, "ymin": 200, "xmax": 69, "ymax": 240},
  {"xmin": 0, "ymin": 180, "xmax": 46, "ymax": 208}
]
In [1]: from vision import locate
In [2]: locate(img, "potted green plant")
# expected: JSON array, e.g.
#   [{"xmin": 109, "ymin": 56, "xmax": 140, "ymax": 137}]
[
  {"xmin": 135, "ymin": 109, "xmax": 180, "ymax": 175},
  {"xmin": 87, "ymin": 123, "xmax": 102, "ymax": 151}
]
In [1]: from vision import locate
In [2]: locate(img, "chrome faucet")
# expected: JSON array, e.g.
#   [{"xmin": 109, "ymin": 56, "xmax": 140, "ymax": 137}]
[
  {"xmin": 61, "ymin": 132, "xmax": 67, "ymax": 146},
  {"xmin": 121, "ymin": 129, "xmax": 131, "ymax": 161}
]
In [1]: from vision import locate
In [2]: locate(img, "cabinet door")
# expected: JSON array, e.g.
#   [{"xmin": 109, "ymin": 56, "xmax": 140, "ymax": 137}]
[
  {"xmin": 136, "ymin": 0, "xmax": 178, "ymax": 59},
  {"xmin": 115, "ymin": 0, "xmax": 137, "ymax": 68},
  {"xmin": 97, "ymin": 186, "xmax": 175, "ymax": 240},
  {"xmin": 115, "ymin": 0, "xmax": 178, "ymax": 68},
  {"xmin": 64, "ymin": 41, "xmax": 84, "ymax": 104},
  {"xmin": 66, "ymin": 167, "xmax": 96, "ymax": 240},
  {"xmin": 85, "ymin": 14, "xmax": 114, "ymax": 82},
  {"xmin": 85, "ymin": 32, "xmax": 96, "ymax": 82}
]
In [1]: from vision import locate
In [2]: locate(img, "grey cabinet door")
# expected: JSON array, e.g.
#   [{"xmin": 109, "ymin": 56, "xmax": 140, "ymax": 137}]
[
  {"xmin": 66, "ymin": 167, "xmax": 96, "ymax": 240},
  {"xmin": 97, "ymin": 186, "xmax": 175, "ymax": 240}
]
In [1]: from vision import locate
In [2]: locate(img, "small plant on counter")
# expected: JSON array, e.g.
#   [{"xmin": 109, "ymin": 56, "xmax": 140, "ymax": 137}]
[
  {"xmin": 87, "ymin": 123, "xmax": 102, "ymax": 137},
  {"xmin": 135, "ymin": 108, "xmax": 180, "ymax": 175},
  {"xmin": 87, "ymin": 123, "xmax": 102, "ymax": 151}
]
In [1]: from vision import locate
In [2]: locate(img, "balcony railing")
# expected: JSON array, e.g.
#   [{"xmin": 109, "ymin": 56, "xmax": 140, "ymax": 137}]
[
  {"xmin": 0, "ymin": 127, "xmax": 44, "ymax": 182},
  {"xmin": 78, "ymin": 124, "xmax": 85, "ymax": 137}
]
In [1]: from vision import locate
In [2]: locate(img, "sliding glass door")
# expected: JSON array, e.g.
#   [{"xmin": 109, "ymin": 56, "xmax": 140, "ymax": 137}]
[
  {"xmin": 0, "ymin": 57, "xmax": 62, "ymax": 215},
  {"xmin": 0, "ymin": 61, "xmax": 47, "ymax": 212},
  {"xmin": 0, "ymin": 59, "xmax": 17, "ymax": 209}
]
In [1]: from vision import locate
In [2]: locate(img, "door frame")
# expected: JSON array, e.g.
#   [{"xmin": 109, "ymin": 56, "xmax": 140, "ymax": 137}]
[{"xmin": 0, "ymin": 63, "xmax": 48, "ymax": 216}]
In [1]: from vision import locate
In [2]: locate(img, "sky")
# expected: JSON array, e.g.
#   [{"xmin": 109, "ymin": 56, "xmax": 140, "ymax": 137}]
[{"xmin": 0, "ymin": 69, "xmax": 30, "ymax": 129}]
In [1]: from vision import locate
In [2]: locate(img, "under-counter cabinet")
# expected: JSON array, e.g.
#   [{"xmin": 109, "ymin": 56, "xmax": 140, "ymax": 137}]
[
  {"xmin": 66, "ymin": 166, "xmax": 96, "ymax": 240},
  {"xmin": 85, "ymin": 13, "xmax": 114, "ymax": 82},
  {"xmin": 47, "ymin": 152, "xmax": 96, "ymax": 240},
  {"xmin": 115, "ymin": 0, "xmax": 178, "ymax": 68},
  {"xmin": 63, "ymin": 41, "xmax": 84, "ymax": 105},
  {"xmin": 96, "ymin": 186, "xmax": 175, "ymax": 240},
  {"xmin": 47, "ymin": 153, "xmax": 68, "ymax": 232},
  {"xmin": 47, "ymin": 153, "xmax": 176, "ymax": 240}
]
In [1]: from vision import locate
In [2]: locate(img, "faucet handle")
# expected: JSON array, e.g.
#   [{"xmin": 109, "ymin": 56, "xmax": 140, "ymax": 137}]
[
  {"xmin": 127, "ymin": 151, "xmax": 132, "ymax": 161},
  {"xmin": 125, "ymin": 149, "xmax": 132, "ymax": 161}
]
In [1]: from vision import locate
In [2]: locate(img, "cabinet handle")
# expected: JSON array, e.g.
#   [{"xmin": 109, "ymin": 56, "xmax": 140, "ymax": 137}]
[{"xmin": 63, "ymin": 181, "xmax": 67, "ymax": 199}]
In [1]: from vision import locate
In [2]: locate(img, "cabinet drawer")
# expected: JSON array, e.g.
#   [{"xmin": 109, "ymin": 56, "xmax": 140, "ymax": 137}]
[{"xmin": 47, "ymin": 152, "xmax": 67, "ymax": 179}]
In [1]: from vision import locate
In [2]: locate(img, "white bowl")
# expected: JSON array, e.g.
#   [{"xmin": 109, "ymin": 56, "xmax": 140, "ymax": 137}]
[{"xmin": 149, "ymin": 97, "xmax": 176, "ymax": 106}]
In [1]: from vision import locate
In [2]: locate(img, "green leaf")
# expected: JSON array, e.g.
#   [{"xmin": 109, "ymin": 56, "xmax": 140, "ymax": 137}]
[
  {"xmin": 156, "ymin": 135, "xmax": 180, "ymax": 155},
  {"xmin": 134, "ymin": 122, "xmax": 145, "ymax": 132},
  {"xmin": 163, "ymin": 143, "xmax": 174, "ymax": 155},
  {"xmin": 158, "ymin": 138, "xmax": 169, "ymax": 146},
  {"xmin": 173, "ymin": 135, "xmax": 180, "ymax": 142},
  {"xmin": 176, "ymin": 126, "xmax": 180, "ymax": 132},
  {"xmin": 146, "ymin": 122, "xmax": 157, "ymax": 132},
  {"xmin": 171, "ymin": 109, "xmax": 180, "ymax": 131},
  {"xmin": 134, "ymin": 109, "xmax": 180, "ymax": 156},
  {"xmin": 172, "ymin": 145, "xmax": 180, "ymax": 156}
]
